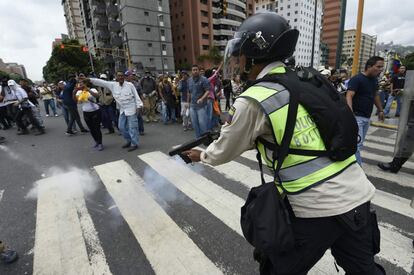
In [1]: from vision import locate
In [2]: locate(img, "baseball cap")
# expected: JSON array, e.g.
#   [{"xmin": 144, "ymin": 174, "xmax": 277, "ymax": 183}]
[{"xmin": 99, "ymin": 73, "xmax": 108, "ymax": 79}]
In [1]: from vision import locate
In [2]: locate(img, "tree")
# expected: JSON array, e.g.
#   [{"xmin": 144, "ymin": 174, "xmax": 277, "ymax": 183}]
[
  {"xmin": 43, "ymin": 39, "xmax": 102, "ymax": 83},
  {"xmin": 197, "ymin": 46, "xmax": 222, "ymax": 64},
  {"xmin": 0, "ymin": 70, "xmax": 28, "ymax": 83},
  {"xmin": 402, "ymin": 52, "xmax": 414, "ymax": 70}
]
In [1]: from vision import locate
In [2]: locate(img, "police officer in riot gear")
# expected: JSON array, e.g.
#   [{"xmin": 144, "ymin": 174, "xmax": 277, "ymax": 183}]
[{"xmin": 185, "ymin": 13, "xmax": 385, "ymax": 274}]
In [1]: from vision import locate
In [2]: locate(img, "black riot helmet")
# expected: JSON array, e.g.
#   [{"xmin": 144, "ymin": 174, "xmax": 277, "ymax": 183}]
[{"xmin": 223, "ymin": 12, "xmax": 299, "ymax": 79}]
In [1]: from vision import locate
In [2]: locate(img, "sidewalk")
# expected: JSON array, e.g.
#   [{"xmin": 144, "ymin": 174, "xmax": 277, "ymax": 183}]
[{"xmin": 370, "ymin": 116, "xmax": 399, "ymax": 130}]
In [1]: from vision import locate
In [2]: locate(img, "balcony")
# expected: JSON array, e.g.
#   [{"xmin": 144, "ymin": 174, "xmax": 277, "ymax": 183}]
[
  {"xmin": 92, "ymin": 4, "xmax": 106, "ymax": 17},
  {"xmin": 106, "ymin": 4, "xmax": 118, "ymax": 18},
  {"xmin": 108, "ymin": 20, "xmax": 121, "ymax": 32},
  {"xmin": 96, "ymin": 30, "xmax": 110, "ymax": 40},
  {"xmin": 110, "ymin": 35, "xmax": 123, "ymax": 46}
]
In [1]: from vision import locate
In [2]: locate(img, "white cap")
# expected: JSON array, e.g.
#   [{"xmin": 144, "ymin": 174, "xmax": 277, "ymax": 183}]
[
  {"xmin": 7, "ymin": 80, "xmax": 16, "ymax": 86},
  {"xmin": 99, "ymin": 73, "xmax": 108, "ymax": 79},
  {"xmin": 58, "ymin": 80, "xmax": 66, "ymax": 85},
  {"xmin": 320, "ymin": 69, "xmax": 331, "ymax": 77}
]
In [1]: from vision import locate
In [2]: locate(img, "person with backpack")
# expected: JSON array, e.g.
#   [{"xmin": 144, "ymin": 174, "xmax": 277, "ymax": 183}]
[{"xmin": 183, "ymin": 13, "xmax": 384, "ymax": 275}]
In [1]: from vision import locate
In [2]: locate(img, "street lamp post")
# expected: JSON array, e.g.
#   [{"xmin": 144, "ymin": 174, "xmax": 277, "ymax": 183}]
[
  {"xmin": 310, "ymin": 0, "xmax": 318, "ymax": 68},
  {"xmin": 157, "ymin": 14, "xmax": 165, "ymax": 74}
]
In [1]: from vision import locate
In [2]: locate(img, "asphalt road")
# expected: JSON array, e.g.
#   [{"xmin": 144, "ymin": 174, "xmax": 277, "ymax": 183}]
[{"xmin": 0, "ymin": 107, "xmax": 413, "ymax": 275}]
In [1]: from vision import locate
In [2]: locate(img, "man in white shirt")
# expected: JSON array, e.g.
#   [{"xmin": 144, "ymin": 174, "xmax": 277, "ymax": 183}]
[{"xmin": 89, "ymin": 71, "xmax": 143, "ymax": 151}]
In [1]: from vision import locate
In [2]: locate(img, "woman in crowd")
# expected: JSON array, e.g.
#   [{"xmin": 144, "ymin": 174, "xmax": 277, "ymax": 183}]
[{"xmin": 74, "ymin": 79, "xmax": 103, "ymax": 151}]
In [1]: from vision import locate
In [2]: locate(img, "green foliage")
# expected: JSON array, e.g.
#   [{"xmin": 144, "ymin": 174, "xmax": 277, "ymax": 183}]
[
  {"xmin": 176, "ymin": 62, "xmax": 191, "ymax": 71},
  {"xmin": 0, "ymin": 70, "xmax": 28, "ymax": 83},
  {"xmin": 402, "ymin": 52, "xmax": 414, "ymax": 70},
  {"xmin": 43, "ymin": 39, "xmax": 98, "ymax": 83},
  {"xmin": 197, "ymin": 46, "xmax": 222, "ymax": 63}
]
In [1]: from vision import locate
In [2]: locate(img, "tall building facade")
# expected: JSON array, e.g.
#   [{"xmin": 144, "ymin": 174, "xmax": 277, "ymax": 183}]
[
  {"xmin": 342, "ymin": 30, "xmax": 377, "ymax": 72},
  {"xmin": 62, "ymin": 0, "xmax": 86, "ymax": 44},
  {"xmin": 119, "ymin": 0, "xmax": 175, "ymax": 73},
  {"xmin": 169, "ymin": 0, "xmax": 248, "ymax": 69},
  {"xmin": 0, "ymin": 58, "xmax": 27, "ymax": 78},
  {"xmin": 254, "ymin": 0, "xmax": 323, "ymax": 68},
  {"xmin": 321, "ymin": 0, "xmax": 346, "ymax": 68}
]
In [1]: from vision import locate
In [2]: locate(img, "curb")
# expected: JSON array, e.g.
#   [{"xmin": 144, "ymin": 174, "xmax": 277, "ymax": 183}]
[{"xmin": 370, "ymin": 121, "xmax": 398, "ymax": 130}]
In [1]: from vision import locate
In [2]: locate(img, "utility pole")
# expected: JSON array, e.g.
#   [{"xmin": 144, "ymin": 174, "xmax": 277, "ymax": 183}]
[
  {"xmin": 310, "ymin": 0, "xmax": 318, "ymax": 68},
  {"xmin": 352, "ymin": 0, "xmax": 365, "ymax": 76}
]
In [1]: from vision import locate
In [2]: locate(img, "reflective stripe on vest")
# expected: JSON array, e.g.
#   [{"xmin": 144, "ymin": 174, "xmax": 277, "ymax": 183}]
[{"xmin": 240, "ymin": 67, "xmax": 356, "ymax": 194}]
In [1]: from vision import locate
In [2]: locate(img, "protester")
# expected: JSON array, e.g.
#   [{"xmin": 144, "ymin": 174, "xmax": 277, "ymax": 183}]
[
  {"xmin": 384, "ymin": 65, "xmax": 406, "ymax": 118},
  {"xmin": 140, "ymin": 71, "xmax": 158, "ymax": 122},
  {"xmin": 346, "ymin": 56, "xmax": 384, "ymax": 165},
  {"xmin": 159, "ymin": 76, "xmax": 177, "ymax": 124},
  {"xmin": 97, "ymin": 74, "xmax": 116, "ymax": 134},
  {"xmin": 90, "ymin": 71, "xmax": 143, "ymax": 152},
  {"xmin": 20, "ymin": 79, "xmax": 44, "ymax": 129},
  {"xmin": 378, "ymin": 72, "xmax": 391, "ymax": 108},
  {"xmin": 178, "ymin": 71, "xmax": 191, "ymax": 131},
  {"xmin": 126, "ymin": 71, "xmax": 144, "ymax": 135},
  {"xmin": 1, "ymin": 77, "xmax": 18, "ymax": 127},
  {"xmin": 8, "ymin": 80, "xmax": 44, "ymax": 135},
  {"xmin": 231, "ymin": 74, "xmax": 243, "ymax": 105},
  {"xmin": 62, "ymin": 75, "xmax": 88, "ymax": 135},
  {"xmin": 75, "ymin": 79, "xmax": 103, "ymax": 151},
  {"xmin": 188, "ymin": 64, "xmax": 210, "ymax": 138},
  {"xmin": 204, "ymin": 63, "xmax": 223, "ymax": 130},
  {"xmin": 39, "ymin": 82, "xmax": 58, "ymax": 117},
  {"xmin": 0, "ymin": 81, "xmax": 13, "ymax": 130},
  {"xmin": 222, "ymin": 79, "xmax": 233, "ymax": 111}
]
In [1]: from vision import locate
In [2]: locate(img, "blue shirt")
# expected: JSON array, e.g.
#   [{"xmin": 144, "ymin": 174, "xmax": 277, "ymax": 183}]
[
  {"xmin": 188, "ymin": 76, "xmax": 210, "ymax": 106},
  {"xmin": 62, "ymin": 80, "xmax": 77, "ymax": 106},
  {"xmin": 348, "ymin": 73, "xmax": 378, "ymax": 118},
  {"xmin": 178, "ymin": 79, "xmax": 189, "ymax": 102}
]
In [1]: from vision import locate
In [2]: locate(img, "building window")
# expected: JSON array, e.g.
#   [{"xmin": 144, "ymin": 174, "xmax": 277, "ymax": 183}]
[
  {"xmin": 202, "ymin": 22, "xmax": 209, "ymax": 28},
  {"xmin": 148, "ymin": 43, "xmax": 153, "ymax": 47},
  {"xmin": 162, "ymin": 44, "xmax": 167, "ymax": 51},
  {"xmin": 202, "ymin": 45, "xmax": 209, "ymax": 50},
  {"xmin": 146, "ymin": 27, "xmax": 151, "ymax": 32},
  {"xmin": 149, "ymin": 58, "xmax": 154, "ymax": 63},
  {"xmin": 202, "ymin": 34, "xmax": 209, "ymax": 39},
  {"xmin": 161, "ymin": 29, "xmax": 165, "ymax": 36},
  {"xmin": 201, "ymin": 11, "xmax": 208, "ymax": 17},
  {"xmin": 144, "ymin": 11, "xmax": 149, "ymax": 16}
]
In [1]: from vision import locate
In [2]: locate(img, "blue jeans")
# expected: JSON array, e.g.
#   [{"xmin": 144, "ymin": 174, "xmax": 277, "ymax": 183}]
[
  {"xmin": 137, "ymin": 113, "xmax": 144, "ymax": 134},
  {"xmin": 190, "ymin": 104, "xmax": 209, "ymax": 138},
  {"xmin": 383, "ymin": 94, "xmax": 402, "ymax": 116},
  {"xmin": 44, "ymin": 99, "xmax": 57, "ymax": 115},
  {"xmin": 101, "ymin": 105, "xmax": 117, "ymax": 131},
  {"xmin": 355, "ymin": 116, "xmax": 370, "ymax": 165},
  {"xmin": 206, "ymin": 99, "xmax": 214, "ymax": 130},
  {"xmin": 161, "ymin": 101, "xmax": 176, "ymax": 124},
  {"xmin": 378, "ymin": 90, "xmax": 389, "ymax": 108},
  {"xmin": 118, "ymin": 113, "xmax": 139, "ymax": 146}
]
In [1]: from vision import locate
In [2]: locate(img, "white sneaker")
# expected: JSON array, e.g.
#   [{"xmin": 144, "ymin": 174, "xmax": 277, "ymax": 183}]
[
  {"xmin": 45, "ymin": 114, "xmax": 49, "ymax": 117},
  {"xmin": 54, "ymin": 114, "xmax": 59, "ymax": 117}
]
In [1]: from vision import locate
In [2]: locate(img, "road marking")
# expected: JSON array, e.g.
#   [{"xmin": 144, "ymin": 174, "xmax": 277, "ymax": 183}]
[
  {"xmin": 365, "ymin": 135, "xmax": 395, "ymax": 146},
  {"xmin": 0, "ymin": 189, "xmax": 4, "ymax": 203},
  {"xmin": 140, "ymin": 152, "xmax": 414, "ymax": 273},
  {"xmin": 379, "ymin": 222, "xmax": 414, "ymax": 274},
  {"xmin": 362, "ymin": 163, "xmax": 414, "ymax": 188},
  {"xmin": 364, "ymin": 141, "xmax": 395, "ymax": 153},
  {"xmin": 33, "ymin": 171, "xmax": 111, "ymax": 275},
  {"xmin": 373, "ymin": 190, "xmax": 414, "ymax": 219},
  {"xmin": 94, "ymin": 160, "xmax": 223, "ymax": 275},
  {"xmin": 361, "ymin": 151, "xmax": 414, "ymax": 170},
  {"xmin": 139, "ymin": 152, "xmax": 244, "ymax": 236}
]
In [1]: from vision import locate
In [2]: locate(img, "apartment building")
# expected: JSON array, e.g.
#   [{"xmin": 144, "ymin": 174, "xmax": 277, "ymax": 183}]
[
  {"xmin": 254, "ymin": 0, "xmax": 323, "ymax": 68},
  {"xmin": 342, "ymin": 29, "xmax": 377, "ymax": 72},
  {"xmin": 169, "ymin": 0, "xmax": 248, "ymax": 69},
  {"xmin": 62, "ymin": 0, "xmax": 86, "ymax": 44}
]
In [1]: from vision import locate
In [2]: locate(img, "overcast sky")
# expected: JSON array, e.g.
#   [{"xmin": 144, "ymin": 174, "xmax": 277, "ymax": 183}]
[{"xmin": 0, "ymin": 0, "xmax": 413, "ymax": 81}]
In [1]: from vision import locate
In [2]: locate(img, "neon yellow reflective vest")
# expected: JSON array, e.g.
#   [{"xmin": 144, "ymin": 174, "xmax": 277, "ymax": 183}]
[{"xmin": 240, "ymin": 66, "xmax": 356, "ymax": 194}]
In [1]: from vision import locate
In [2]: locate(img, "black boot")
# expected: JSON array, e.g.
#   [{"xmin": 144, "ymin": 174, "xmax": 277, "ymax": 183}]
[{"xmin": 378, "ymin": 157, "xmax": 409, "ymax": 173}]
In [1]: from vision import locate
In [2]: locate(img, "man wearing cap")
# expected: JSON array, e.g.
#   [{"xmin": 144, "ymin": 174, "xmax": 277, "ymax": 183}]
[
  {"xmin": 89, "ymin": 71, "xmax": 143, "ymax": 151},
  {"xmin": 140, "ymin": 71, "xmax": 158, "ymax": 122}
]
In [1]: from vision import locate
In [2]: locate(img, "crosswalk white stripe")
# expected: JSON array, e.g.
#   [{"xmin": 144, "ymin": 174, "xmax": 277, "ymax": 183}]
[
  {"xmin": 378, "ymin": 222, "xmax": 414, "ymax": 274},
  {"xmin": 364, "ymin": 140, "xmax": 395, "ymax": 153},
  {"xmin": 0, "ymin": 189, "xmax": 4, "ymax": 203},
  {"xmin": 361, "ymin": 151, "xmax": 414, "ymax": 170},
  {"xmin": 94, "ymin": 160, "xmax": 223, "ymax": 275},
  {"xmin": 365, "ymin": 135, "xmax": 395, "ymax": 146},
  {"xmin": 33, "ymin": 172, "xmax": 111, "ymax": 275},
  {"xmin": 140, "ymin": 152, "xmax": 414, "ymax": 273},
  {"xmin": 373, "ymin": 190, "xmax": 414, "ymax": 219},
  {"xmin": 139, "ymin": 152, "xmax": 244, "ymax": 236},
  {"xmin": 362, "ymin": 163, "xmax": 414, "ymax": 188}
]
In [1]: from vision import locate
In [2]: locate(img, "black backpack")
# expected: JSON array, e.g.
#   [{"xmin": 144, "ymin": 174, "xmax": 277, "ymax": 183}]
[{"xmin": 249, "ymin": 67, "xmax": 358, "ymax": 172}]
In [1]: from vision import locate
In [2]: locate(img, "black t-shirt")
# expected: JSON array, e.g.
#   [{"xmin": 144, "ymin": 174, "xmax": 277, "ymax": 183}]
[
  {"xmin": 391, "ymin": 73, "xmax": 406, "ymax": 90},
  {"xmin": 348, "ymin": 73, "xmax": 378, "ymax": 118}
]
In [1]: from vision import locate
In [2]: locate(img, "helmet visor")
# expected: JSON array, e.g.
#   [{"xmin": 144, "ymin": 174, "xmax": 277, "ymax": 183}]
[{"xmin": 223, "ymin": 38, "xmax": 243, "ymax": 80}]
